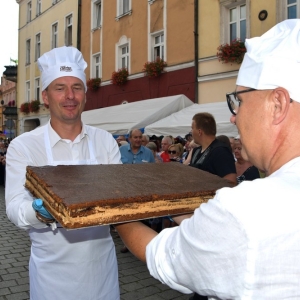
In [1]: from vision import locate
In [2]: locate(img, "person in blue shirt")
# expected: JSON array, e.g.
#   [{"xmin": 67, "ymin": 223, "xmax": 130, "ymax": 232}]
[
  {"xmin": 119, "ymin": 128, "xmax": 155, "ymax": 253},
  {"xmin": 119, "ymin": 129, "xmax": 155, "ymax": 164}
]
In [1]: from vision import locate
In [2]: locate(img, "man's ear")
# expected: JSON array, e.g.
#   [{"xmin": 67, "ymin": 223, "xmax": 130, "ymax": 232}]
[
  {"xmin": 42, "ymin": 90, "xmax": 49, "ymax": 106},
  {"xmin": 272, "ymin": 88, "xmax": 291, "ymax": 125}
]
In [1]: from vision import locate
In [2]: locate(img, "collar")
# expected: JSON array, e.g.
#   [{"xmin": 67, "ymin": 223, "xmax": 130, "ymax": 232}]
[
  {"xmin": 127, "ymin": 143, "xmax": 143, "ymax": 153},
  {"xmin": 47, "ymin": 120, "xmax": 88, "ymax": 147}
]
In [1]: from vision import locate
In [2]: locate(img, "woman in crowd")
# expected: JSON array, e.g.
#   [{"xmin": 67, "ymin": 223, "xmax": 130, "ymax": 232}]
[
  {"xmin": 234, "ymin": 139, "xmax": 260, "ymax": 184},
  {"xmin": 168, "ymin": 143, "xmax": 184, "ymax": 163}
]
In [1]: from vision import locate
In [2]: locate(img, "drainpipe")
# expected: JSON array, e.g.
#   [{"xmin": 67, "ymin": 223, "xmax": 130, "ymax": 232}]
[
  {"xmin": 194, "ymin": 0, "xmax": 199, "ymax": 103},
  {"xmin": 77, "ymin": 0, "xmax": 82, "ymax": 50}
]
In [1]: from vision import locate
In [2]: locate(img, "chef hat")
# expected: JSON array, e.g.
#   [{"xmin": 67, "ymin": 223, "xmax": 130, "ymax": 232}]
[
  {"xmin": 236, "ymin": 19, "xmax": 300, "ymax": 102},
  {"xmin": 38, "ymin": 46, "xmax": 87, "ymax": 91}
]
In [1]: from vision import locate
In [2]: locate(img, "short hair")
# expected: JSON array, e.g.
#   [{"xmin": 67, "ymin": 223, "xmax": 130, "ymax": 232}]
[
  {"xmin": 216, "ymin": 135, "xmax": 231, "ymax": 150},
  {"xmin": 146, "ymin": 142, "xmax": 157, "ymax": 152},
  {"xmin": 142, "ymin": 134, "xmax": 150, "ymax": 142},
  {"xmin": 192, "ymin": 112, "xmax": 216, "ymax": 136},
  {"xmin": 129, "ymin": 128, "xmax": 142, "ymax": 138},
  {"xmin": 162, "ymin": 136, "xmax": 173, "ymax": 145}
]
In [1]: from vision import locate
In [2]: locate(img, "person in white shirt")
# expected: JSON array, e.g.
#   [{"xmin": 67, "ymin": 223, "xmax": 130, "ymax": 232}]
[
  {"xmin": 5, "ymin": 46, "xmax": 121, "ymax": 300},
  {"xmin": 114, "ymin": 19, "xmax": 300, "ymax": 299}
]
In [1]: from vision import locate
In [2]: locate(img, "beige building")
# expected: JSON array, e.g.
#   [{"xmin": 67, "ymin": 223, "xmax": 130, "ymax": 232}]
[
  {"xmin": 197, "ymin": 0, "xmax": 296, "ymax": 104},
  {"xmin": 81, "ymin": 0, "xmax": 196, "ymax": 109},
  {"xmin": 0, "ymin": 71, "xmax": 18, "ymax": 139},
  {"xmin": 16, "ymin": 0, "xmax": 79, "ymax": 135}
]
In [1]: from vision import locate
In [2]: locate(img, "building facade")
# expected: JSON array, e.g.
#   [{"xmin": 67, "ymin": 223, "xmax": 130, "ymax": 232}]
[
  {"xmin": 0, "ymin": 73, "xmax": 17, "ymax": 139},
  {"xmin": 16, "ymin": 0, "xmax": 80, "ymax": 135},
  {"xmin": 197, "ymin": 0, "xmax": 298, "ymax": 104},
  {"xmin": 81, "ymin": 0, "xmax": 196, "ymax": 110}
]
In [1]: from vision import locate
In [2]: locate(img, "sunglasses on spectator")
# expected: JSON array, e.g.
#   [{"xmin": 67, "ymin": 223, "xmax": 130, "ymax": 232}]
[{"xmin": 168, "ymin": 150, "xmax": 177, "ymax": 154}]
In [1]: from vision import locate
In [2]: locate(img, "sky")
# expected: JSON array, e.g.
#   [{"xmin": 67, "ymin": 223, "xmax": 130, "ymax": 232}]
[{"xmin": 0, "ymin": 1, "xmax": 19, "ymax": 74}]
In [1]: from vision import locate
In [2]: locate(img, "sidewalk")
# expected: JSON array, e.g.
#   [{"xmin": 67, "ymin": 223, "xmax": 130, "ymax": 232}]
[{"xmin": 0, "ymin": 186, "xmax": 191, "ymax": 300}]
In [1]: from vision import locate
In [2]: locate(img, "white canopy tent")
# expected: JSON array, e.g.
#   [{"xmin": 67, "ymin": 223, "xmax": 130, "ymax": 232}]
[
  {"xmin": 144, "ymin": 102, "xmax": 238, "ymax": 138},
  {"xmin": 81, "ymin": 95, "xmax": 194, "ymax": 136}
]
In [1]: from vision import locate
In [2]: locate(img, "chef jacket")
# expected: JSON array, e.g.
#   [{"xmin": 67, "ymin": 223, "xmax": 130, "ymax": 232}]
[{"xmin": 146, "ymin": 157, "xmax": 300, "ymax": 299}]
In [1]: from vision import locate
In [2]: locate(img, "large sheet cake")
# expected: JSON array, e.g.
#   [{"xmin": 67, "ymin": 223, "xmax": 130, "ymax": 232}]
[{"xmin": 25, "ymin": 163, "xmax": 234, "ymax": 229}]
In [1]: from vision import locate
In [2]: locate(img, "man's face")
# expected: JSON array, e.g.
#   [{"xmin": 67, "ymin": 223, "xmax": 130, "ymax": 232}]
[
  {"xmin": 116, "ymin": 136, "xmax": 126, "ymax": 143},
  {"xmin": 129, "ymin": 130, "xmax": 142, "ymax": 149},
  {"xmin": 232, "ymin": 86, "xmax": 269, "ymax": 163},
  {"xmin": 141, "ymin": 136, "xmax": 148, "ymax": 146},
  {"xmin": 191, "ymin": 120, "xmax": 201, "ymax": 145},
  {"xmin": 161, "ymin": 139, "xmax": 170, "ymax": 152},
  {"xmin": 42, "ymin": 76, "xmax": 86, "ymax": 126}
]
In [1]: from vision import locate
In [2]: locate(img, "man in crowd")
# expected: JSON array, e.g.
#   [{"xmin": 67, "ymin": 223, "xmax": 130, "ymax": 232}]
[
  {"xmin": 159, "ymin": 136, "xmax": 173, "ymax": 162},
  {"xmin": 141, "ymin": 133, "xmax": 150, "ymax": 146},
  {"xmin": 119, "ymin": 128, "xmax": 154, "ymax": 164},
  {"xmin": 5, "ymin": 47, "xmax": 121, "ymax": 300},
  {"xmin": 189, "ymin": 112, "xmax": 236, "ymax": 185},
  {"xmin": 115, "ymin": 19, "xmax": 300, "ymax": 298},
  {"xmin": 119, "ymin": 128, "xmax": 154, "ymax": 253},
  {"xmin": 116, "ymin": 135, "xmax": 127, "ymax": 145}
]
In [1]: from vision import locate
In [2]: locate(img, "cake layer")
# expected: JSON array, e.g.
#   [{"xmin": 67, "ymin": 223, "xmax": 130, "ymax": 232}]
[{"xmin": 25, "ymin": 163, "xmax": 234, "ymax": 229}]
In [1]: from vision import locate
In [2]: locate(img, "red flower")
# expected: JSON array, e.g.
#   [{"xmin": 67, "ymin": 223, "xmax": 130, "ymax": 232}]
[
  {"xmin": 217, "ymin": 39, "xmax": 246, "ymax": 64},
  {"xmin": 142, "ymin": 57, "xmax": 167, "ymax": 78}
]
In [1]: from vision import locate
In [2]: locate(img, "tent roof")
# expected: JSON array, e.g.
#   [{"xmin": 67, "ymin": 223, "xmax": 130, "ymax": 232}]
[
  {"xmin": 81, "ymin": 95, "xmax": 194, "ymax": 136},
  {"xmin": 144, "ymin": 102, "xmax": 238, "ymax": 138}
]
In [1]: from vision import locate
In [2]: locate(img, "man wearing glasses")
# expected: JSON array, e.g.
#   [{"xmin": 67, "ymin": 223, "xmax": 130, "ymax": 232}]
[{"xmin": 115, "ymin": 19, "xmax": 300, "ymax": 298}]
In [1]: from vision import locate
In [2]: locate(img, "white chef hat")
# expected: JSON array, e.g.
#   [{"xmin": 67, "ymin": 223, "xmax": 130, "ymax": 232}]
[
  {"xmin": 38, "ymin": 46, "xmax": 87, "ymax": 91},
  {"xmin": 236, "ymin": 19, "xmax": 300, "ymax": 102}
]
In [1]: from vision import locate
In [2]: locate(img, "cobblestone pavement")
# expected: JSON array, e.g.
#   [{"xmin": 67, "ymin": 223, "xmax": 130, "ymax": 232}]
[{"xmin": 0, "ymin": 186, "xmax": 192, "ymax": 300}]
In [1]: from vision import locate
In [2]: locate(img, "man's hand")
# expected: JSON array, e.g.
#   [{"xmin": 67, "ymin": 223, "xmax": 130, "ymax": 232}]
[{"xmin": 32, "ymin": 199, "xmax": 55, "ymax": 224}]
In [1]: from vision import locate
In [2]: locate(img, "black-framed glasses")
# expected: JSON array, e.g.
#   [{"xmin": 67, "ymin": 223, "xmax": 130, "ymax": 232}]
[
  {"xmin": 226, "ymin": 88, "xmax": 257, "ymax": 115},
  {"xmin": 168, "ymin": 150, "xmax": 177, "ymax": 154}
]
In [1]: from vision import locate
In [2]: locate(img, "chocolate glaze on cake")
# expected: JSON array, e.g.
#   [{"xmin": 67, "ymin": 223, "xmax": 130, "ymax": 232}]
[{"xmin": 25, "ymin": 163, "xmax": 234, "ymax": 229}]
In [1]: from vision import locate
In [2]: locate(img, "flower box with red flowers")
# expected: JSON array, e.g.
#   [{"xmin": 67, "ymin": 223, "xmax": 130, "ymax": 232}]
[
  {"xmin": 217, "ymin": 39, "xmax": 246, "ymax": 64},
  {"xmin": 111, "ymin": 68, "xmax": 129, "ymax": 86},
  {"xmin": 143, "ymin": 57, "xmax": 167, "ymax": 78}
]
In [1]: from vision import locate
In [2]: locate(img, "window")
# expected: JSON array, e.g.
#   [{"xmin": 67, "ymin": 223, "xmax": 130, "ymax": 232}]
[
  {"xmin": 27, "ymin": 1, "xmax": 32, "ymax": 22},
  {"xmin": 116, "ymin": 36, "xmax": 130, "ymax": 71},
  {"xmin": 36, "ymin": 0, "xmax": 41, "ymax": 16},
  {"xmin": 153, "ymin": 33, "xmax": 164, "ymax": 60},
  {"xmin": 229, "ymin": 4, "xmax": 246, "ymax": 41},
  {"xmin": 35, "ymin": 33, "xmax": 41, "ymax": 61},
  {"xmin": 93, "ymin": 54, "xmax": 101, "ymax": 78},
  {"xmin": 287, "ymin": 0, "xmax": 298, "ymax": 18},
  {"xmin": 35, "ymin": 78, "xmax": 40, "ymax": 101},
  {"xmin": 26, "ymin": 81, "xmax": 30, "ymax": 102},
  {"xmin": 26, "ymin": 39, "xmax": 31, "ymax": 65},
  {"xmin": 93, "ymin": 1, "xmax": 102, "ymax": 28},
  {"xmin": 52, "ymin": 23, "xmax": 58, "ymax": 49},
  {"xmin": 65, "ymin": 15, "xmax": 72, "ymax": 46},
  {"xmin": 219, "ymin": 0, "xmax": 249, "ymax": 44},
  {"xmin": 120, "ymin": 45, "xmax": 129, "ymax": 68},
  {"xmin": 117, "ymin": 0, "xmax": 131, "ymax": 16}
]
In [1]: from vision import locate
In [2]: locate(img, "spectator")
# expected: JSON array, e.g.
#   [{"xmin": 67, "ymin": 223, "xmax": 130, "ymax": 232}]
[
  {"xmin": 146, "ymin": 142, "xmax": 163, "ymax": 163},
  {"xmin": 189, "ymin": 112, "xmax": 237, "ymax": 184},
  {"xmin": 160, "ymin": 136, "xmax": 173, "ymax": 162},
  {"xmin": 234, "ymin": 138, "xmax": 260, "ymax": 184},
  {"xmin": 116, "ymin": 135, "xmax": 127, "ymax": 144},
  {"xmin": 183, "ymin": 140, "xmax": 200, "ymax": 165},
  {"xmin": 168, "ymin": 143, "xmax": 184, "ymax": 163},
  {"xmin": 119, "ymin": 129, "xmax": 155, "ymax": 164},
  {"xmin": 141, "ymin": 134, "xmax": 150, "ymax": 146}
]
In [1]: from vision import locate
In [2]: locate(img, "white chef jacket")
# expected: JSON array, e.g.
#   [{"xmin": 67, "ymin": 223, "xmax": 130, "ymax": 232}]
[
  {"xmin": 5, "ymin": 121, "xmax": 121, "ymax": 300},
  {"xmin": 146, "ymin": 157, "xmax": 300, "ymax": 299}
]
